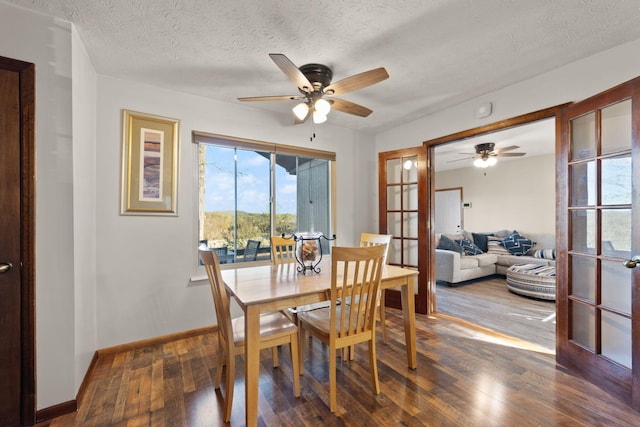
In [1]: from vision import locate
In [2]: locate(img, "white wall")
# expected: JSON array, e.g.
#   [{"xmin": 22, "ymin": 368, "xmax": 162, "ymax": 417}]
[
  {"xmin": 94, "ymin": 76, "xmax": 359, "ymax": 349},
  {"xmin": 71, "ymin": 26, "xmax": 98, "ymax": 400},
  {"xmin": 0, "ymin": 2, "xmax": 76, "ymax": 409},
  {"xmin": 435, "ymin": 154, "xmax": 555, "ymax": 234}
]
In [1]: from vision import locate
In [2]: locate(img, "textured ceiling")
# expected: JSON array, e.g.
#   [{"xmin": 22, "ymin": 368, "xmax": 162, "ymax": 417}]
[{"xmin": 6, "ymin": 0, "xmax": 640, "ymax": 134}]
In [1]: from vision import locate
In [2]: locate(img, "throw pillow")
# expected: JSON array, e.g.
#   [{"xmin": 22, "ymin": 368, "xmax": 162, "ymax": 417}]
[
  {"xmin": 501, "ymin": 230, "xmax": 535, "ymax": 256},
  {"xmin": 533, "ymin": 249, "xmax": 556, "ymax": 259},
  {"xmin": 436, "ymin": 234, "xmax": 463, "ymax": 254},
  {"xmin": 472, "ymin": 232, "xmax": 493, "ymax": 252},
  {"xmin": 459, "ymin": 238, "xmax": 483, "ymax": 255},
  {"xmin": 487, "ymin": 236, "xmax": 511, "ymax": 255}
]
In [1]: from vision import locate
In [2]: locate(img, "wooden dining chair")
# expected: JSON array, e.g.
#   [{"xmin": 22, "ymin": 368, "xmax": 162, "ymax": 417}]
[
  {"xmin": 297, "ymin": 245, "xmax": 386, "ymax": 413},
  {"xmin": 199, "ymin": 248, "xmax": 300, "ymax": 422},
  {"xmin": 270, "ymin": 235, "xmax": 296, "ymax": 265},
  {"xmin": 271, "ymin": 236, "xmax": 333, "ymax": 324},
  {"xmin": 359, "ymin": 232, "xmax": 392, "ymax": 344}
]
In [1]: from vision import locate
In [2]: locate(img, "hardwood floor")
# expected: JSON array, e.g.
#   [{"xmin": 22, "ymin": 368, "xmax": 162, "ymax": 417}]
[
  {"xmin": 35, "ymin": 305, "xmax": 640, "ymax": 426},
  {"xmin": 435, "ymin": 275, "xmax": 556, "ymax": 351}
]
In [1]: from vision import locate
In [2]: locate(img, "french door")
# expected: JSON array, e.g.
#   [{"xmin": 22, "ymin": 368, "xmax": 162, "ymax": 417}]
[
  {"xmin": 557, "ymin": 76, "xmax": 640, "ymax": 409},
  {"xmin": 378, "ymin": 146, "xmax": 429, "ymax": 314}
]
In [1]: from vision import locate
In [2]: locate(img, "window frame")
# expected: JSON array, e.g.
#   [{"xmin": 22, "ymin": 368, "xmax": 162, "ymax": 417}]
[{"xmin": 193, "ymin": 131, "xmax": 337, "ymax": 268}]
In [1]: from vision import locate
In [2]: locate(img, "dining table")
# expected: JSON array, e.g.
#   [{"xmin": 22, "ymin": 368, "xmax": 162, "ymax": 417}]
[{"xmin": 220, "ymin": 260, "xmax": 419, "ymax": 426}]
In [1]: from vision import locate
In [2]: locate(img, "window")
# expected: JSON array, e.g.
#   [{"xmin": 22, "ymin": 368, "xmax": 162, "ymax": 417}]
[{"xmin": 194, "ymin": 132, "xmax": 336, "ymax": 265}]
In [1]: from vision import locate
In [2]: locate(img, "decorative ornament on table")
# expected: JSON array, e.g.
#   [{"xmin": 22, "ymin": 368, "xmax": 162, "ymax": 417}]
[{"xmin": 284, "ymin": 231, "xmax": 336, "ymax": 274}]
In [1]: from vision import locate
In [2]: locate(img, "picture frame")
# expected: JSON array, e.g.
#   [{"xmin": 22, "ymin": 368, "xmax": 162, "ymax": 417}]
[{"xmin": 120, "ymin": 109, "xmax": 180, "ymax": 216}]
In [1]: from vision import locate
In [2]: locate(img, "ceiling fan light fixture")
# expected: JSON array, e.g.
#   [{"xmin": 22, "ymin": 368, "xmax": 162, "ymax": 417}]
[
  {"xmin": 314, "ymin": 98, "xmax": 331, "ymax": 115},
  {"xmin": 474, "ymin": 156, "xmax": 497, "ymax": 168},
  {"xmin": 292, "ymin": 102, "xmax": 309, "ymax": 120},
  {"xmin": 312, "ymin": 110, "xmax": 327, "ymax": 124},
  {"xmin": 473, "ymin": 158, "xmax": 487, "ymax": 168}
]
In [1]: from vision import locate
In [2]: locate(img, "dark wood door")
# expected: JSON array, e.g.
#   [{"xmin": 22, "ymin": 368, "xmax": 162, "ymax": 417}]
[
  {"xmin": 0, "ymin": 56, "xmax": 36, "ymax": 426},
  {"xmin": 557, "ymin": 76, "xmax": 640, "ymax": 409}
]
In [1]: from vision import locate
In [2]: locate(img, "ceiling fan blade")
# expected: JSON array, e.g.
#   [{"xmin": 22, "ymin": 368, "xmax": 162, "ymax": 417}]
[
  {"xmin": 495, "ymin": 145, "xmax": 520, "ymax": 153},
  {"xmin": 330, "ymin": 98, "xmax": 373, "ymax": 117},
  {"xmin": 446, "ymin": 156, "xmax": 475, "ymax": 163},
  {"xmin": 238, "ymin": 95, "xmax": 304, "ymax": 102},
  {"xmin": 269, "ymin": 53, "xmax": 314, "ymax": 93},
  {"xmin": 495, "ymin": 152, "xmax": 526, "ymax": 157},
  {"xmin": 324, "ymin": 67, "xmax": 389, "ymax": 96}
]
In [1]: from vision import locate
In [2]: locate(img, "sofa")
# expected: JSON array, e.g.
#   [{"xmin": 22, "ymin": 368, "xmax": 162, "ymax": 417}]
[{"xmin": 435, "ymin": 229, "xmax": 556, "ymax": 285}]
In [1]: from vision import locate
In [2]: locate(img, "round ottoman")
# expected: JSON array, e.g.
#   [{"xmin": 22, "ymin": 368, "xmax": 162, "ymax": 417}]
[{"xmin": 506, "ymin": 263, "xmax": 556, "ymax": 301}]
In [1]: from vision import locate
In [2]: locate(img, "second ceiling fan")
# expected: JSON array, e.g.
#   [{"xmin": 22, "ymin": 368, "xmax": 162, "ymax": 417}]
[
  {"xmin": 449, "ymin": 143, "xmax": 526, "ymax": 168},
  {"xmin": 238, "ymin": 53, "xmax": 389, "ymax": 124}
]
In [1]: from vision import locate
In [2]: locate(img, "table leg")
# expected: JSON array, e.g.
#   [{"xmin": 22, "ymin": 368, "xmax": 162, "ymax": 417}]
[
  {"xmin": 245, "ymin": 305, "xmax": 260, "ymax": 426},
  {"xmin": 400, "ymin": 276, "xmax": 417, "ymax": 369}
]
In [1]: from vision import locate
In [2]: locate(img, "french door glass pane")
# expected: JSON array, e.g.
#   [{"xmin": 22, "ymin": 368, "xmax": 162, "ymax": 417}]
[
  {"xmin": 570, "ymin": 255, "xmax": 596, "ymax": 302},
  {"xmin": 387, "ymin": 186, "xmax": 401, "ymax": 210},
  {"xmin": 601, "ymin": 260, "xmax": 631, "ymax": 314},
  {"xmin": 403, "ymin": 239, "xmax": 419, "ymax": 266},
  {"xmin": 571, "ymin": 301, "xmax": 596, "ymax": 351},
  {"xmin": 570, "ymin": 112, "xmax": 596, "ymax": 161},
  {"xmin": 387, "ymin": 212, "xmax": 402, "ymax": 237},
  {"xmin": 571, "ymin": 210, "xmax": 596, "ymax": 254},
  {"xmin": 403, "ymin": 155, "xmax": 418, "ymax": 182},
  {"xmin": 601, "ymin": 311, "xmax": 632, "ymax": 368},
  {"xmin": 601, "ymin": 99, "xmax": 632, "ymax": 154},
  {"xmin": 601, "ymin": 156, "xmax": 631, "ymax": 205},
  {"xmin": 403, "ymin": 184, "xmax": 418, "ymax": 210},
  {"xmin": 570, "ymin": 161, "xmax": 596, "ymax": 206},
  {"xmin": 404, "ymin": 212, "xmax": 418, "ymax": 238},
  {"xmin": 601, "ymin": 209, "xmax": 632, "ymax": 258},
  {"xmin": 386, "ymin": 158, "xmax": 402, "ymax": 184}
]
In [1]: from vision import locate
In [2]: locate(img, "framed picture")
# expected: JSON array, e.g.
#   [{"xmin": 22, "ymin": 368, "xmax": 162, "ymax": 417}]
[{"xmin": 120, "ymin": 109, "xmax": 180, "ymax": 216}]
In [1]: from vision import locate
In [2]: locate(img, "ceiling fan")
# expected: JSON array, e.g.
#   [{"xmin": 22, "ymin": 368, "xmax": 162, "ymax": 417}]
[
  {"xmin": 238, "ymin": 53, "xmax": 389, "ymax": 124},
  {"xmin": 449, "ymin": 143, "xmax": 526, "ymax": 168}
]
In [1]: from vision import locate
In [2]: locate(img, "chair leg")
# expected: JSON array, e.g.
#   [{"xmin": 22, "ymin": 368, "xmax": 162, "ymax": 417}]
[
  {"xmin": 368, "ymin": 339, "xmax": 380, "ymax": 395},
  {"xmin": 223, "ymin": 352, "xmax": 235, "ymax": 422},
  {"xmin": 298, "ymin": 326, "xmax": 305, "ymax": 375},
  {"xmin": 329, "ymin": 343, "xmax": 337, "ymax": 412},
  {"xmin": 272, "ymin": 346, "xmax": 279, "ymax": 367},
  {"xmin": 379, "ymin": 290, "xmax": 388, "ymax": 344},
  {"xmin": 290, "ymin": 334, "xmax": 301, "ymax": 397}
]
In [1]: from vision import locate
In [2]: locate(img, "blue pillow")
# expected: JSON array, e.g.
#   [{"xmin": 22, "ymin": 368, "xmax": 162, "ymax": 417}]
[
  {"xmin": 459, "ymin": 238, "xmax": 483, "ymax": 255},
  {"xmin": 472, "ymin": 232, "xmax": 493, "ymax": 252},
  {"xmin": 501, "ymin": 230, "xmax": 535, "ymax": 256},
  {"xmin": 437, "ymin": 234, "xmax": 463, "ymax": 254}
]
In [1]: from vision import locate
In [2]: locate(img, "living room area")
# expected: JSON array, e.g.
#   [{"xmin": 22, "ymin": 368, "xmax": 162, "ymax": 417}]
[{"xmin": 433, "ymin": 117, "xmax": 557, "ymax": 351}]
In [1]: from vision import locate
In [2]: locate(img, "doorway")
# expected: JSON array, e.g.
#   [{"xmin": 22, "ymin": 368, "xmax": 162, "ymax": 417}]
[
  {"xmin": 423, "ymin": 106, "xmax": 566, "ymax": 346},
  {"xmin": 430, "ymin": 115, "xmax": 558, "ymax": 346},
  {"xmin": 0, "ymin": 55, "xmax": 36, "ymax": 426}
]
